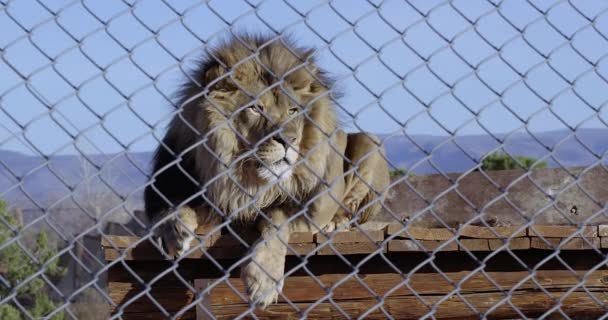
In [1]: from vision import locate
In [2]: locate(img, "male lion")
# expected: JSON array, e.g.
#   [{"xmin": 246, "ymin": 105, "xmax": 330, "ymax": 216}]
[{"xmin": 144, "ymin": 34, "xmax": 390, "ymax": 308}]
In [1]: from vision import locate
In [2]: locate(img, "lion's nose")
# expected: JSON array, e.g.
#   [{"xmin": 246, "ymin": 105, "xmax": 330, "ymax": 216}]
[{"xmin": 274, "ymin": 134, "xmax": 297, "ymax": 148}]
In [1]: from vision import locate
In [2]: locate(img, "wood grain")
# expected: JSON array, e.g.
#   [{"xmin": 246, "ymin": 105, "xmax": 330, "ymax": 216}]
[
  {"xmin": 598, "ymin": 225, "xmax": 608, "ymax": 237},
  {"xmin": 459, "ymin": 225, "xmax": 526, "ymax": 238},
  {"xmin": 387, "ymin": 224, "xmax": 456, "ymax": 240},
  {"xmin": 195, "ymin": 292, "xmax": 608, "ymax": 319},
  {"xmin": 110, "ymin": 270, "xmax": 608, "ymax": 310},
  {"xmin": 316, "ymin": 242, "xmax": 385, "ymax": 255},
  {"xmin": 316, "ymin": 229, "xmax": 384, "ymax": 243},
  {"xmin": 459, "ymin": 239, "xmax": 490, "ymax": 251},
  {"xmin": 388, "ymin": 239, "xmax": 458, "ymax": 252},
  {"xmin": 530, "ymin": 237, "xmax": 600, "ymax": 250},
  {"xmin": 528, "ymin": 225, "xmax": 597, "ymax": 238},
  {"xmin": 488, "ymin": 237, "xmax": 530, "ymax": 250}
]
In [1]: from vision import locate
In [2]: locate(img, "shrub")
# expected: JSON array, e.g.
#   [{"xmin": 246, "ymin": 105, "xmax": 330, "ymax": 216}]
[
  {"xmin": 390, "ymin": 168, "xmax": 406, "ymax": 177},
  {"xmin": 481, "ymin": 153, "xmax": 547, "ymax": 171},
  {"xmin": 0, "ymin": 201, "xmax": 65, "ymax": 319}
]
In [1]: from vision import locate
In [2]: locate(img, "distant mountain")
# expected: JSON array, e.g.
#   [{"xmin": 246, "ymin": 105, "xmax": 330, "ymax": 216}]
[
  {"xmin": 1, "ymin": 128, "xmax": 606, "ymax": 212},
  {"xmin": 381, "ymin": 128, "xmax": 607, "ymax": 174}
]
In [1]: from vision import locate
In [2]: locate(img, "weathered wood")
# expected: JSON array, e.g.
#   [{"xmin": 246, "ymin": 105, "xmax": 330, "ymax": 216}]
[
  {"xmin": 459, "ymin": 239, "xmax": 490, "ymax": 251},
  {"xmin": 488, "ymin": 237, "xmax": 530, "ymax": 250},
  {"xmin": 530, "ymin": 237, "xmax": 600, "ymax": 250},
  {"xmin": 599, "ymin": 225, "xmax": 608, "ymax": 237},
  {"xmin": 102, "ymin": 234, "xmax": 221, "ymax": 250},
  {"xmin": 116, "ymin": 311, "xmax": 196, "ymax": 320},
  {"xmin": 102, "ymin": 235, "xmax": 146, "ymax": 248},
  {"xmin": 108, "ymin": 282, "xmax": 195, "ymax": 314},
  {"xmin": 195, "ymin": 291, "xmax": 608, "ymax": 319},
  {"xmin": 528, "ymin": 225, "xmax": 597, "ymax": 238},
  {"xmin": 185, "ymin": 271, "xmax": 608, "ymax": 319},
  {"xmin": 387, "ymin": 239, "xmax": 458, "ymax": 252},
  {"xmin": 316, "ymin": 229, "xmax": 384, "ymax": 243},
  {"xmin": 183, "ymin": 270, "xmax": 608, "ymax": 306},
  {"xmin": 108, "ymin": 251, "xmax": 608, "ymax": 286},
  {"xmin": 196, "ymin": 292, "xmax": 607, "ymax": 319},
  {"xmin": 285, "ymin": 243, "xmax": 316, "ymax": 255},
  {"xmin": 194, "ymin": 279, "xmax": 213, "ymax": 320},
  {"xmin": 387, "ymin": 224, "xmax": 456, "ymax": 240},
  {"xmin": 602, "ymin": 237, "xmax": 608, "ymax": 249},
  {"xmin": 459, "ymin": 224, "xmax": 526, "ymax": 238},
  {"xmin": 110, "ymin": 270, "xmax": 608, "ymax": 311},
  {"xmin": 105, "ymin": 244, "xmax": 217, "ymax": 261},
  {"xmin": 316, "ymin": 242, "xmax": 385, "ymax": 255}
]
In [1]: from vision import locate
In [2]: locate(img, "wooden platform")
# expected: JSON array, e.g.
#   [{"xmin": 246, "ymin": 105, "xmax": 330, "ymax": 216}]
[
  {"xmin": 102, "ymin": 223, "xmax": 606, "ymax": 262},
  {"xmin": 104, "ymin": 223, "xmax": 608, "ymax": 319}
]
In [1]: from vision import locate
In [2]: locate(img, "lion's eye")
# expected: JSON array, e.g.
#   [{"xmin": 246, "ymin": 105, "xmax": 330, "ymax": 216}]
[
  {"xmin": 288, "ymin": 108, "xmax": 298, "ymax": 115},
  {"xmin": 248, "ymin": 104, "xmax": 263, "ymax": 115}
]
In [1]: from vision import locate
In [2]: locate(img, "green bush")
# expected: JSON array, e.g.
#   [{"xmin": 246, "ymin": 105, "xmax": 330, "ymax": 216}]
[
  {"xmin": 481, "ymin": 153, "xmax": 547, "ymax": 171},
  {"xmin": 389, "ymin": 168, "xmax": 406, "ymax": 177},
  {"xmin": 0, "ymin": 201, "xmax": 65, "ymax": 319}
]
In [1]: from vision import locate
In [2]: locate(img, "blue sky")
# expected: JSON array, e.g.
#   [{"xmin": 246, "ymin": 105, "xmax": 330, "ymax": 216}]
[{"xmin": 1, "ymin": 0, "xmax": 607, "ymax": 156}]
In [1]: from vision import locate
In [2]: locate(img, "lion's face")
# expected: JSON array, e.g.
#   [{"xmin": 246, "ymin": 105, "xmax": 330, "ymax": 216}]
[
  {"xmin": 198, "ymin": 39, "xmax": 331, "ymax": 184},
  {"xmin": 233, "ymin": 87, "xmax": 305, "ymax": 182}
]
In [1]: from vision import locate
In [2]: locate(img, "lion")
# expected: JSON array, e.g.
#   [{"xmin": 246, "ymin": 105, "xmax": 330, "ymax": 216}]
[{"xmin": 144, "ymin": 34, "xmax": 390, "ymax": 308}]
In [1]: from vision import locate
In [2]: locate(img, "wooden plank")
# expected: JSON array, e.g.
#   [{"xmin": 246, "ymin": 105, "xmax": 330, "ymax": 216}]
[
  {"xmin": 598, "ymin": 225, "xmax": 608, "ymax": 237},
  {"xmin": 528, "ymin": 225, "xmax": 597, "ymax": 238},
  {"xmin": 316, "ymin": 230, "xmax": 384, "ymax": 243},
  {"xmin": 117, "ymin": 311, "xmax": 195, "ymax": 320},
  {"xmin": 388, "ymin": 240, "xmax": 458, "ymax": 252},
  {"xmin": 316, "ymin": 242, "xmax": 385, "ymax": 255},
  {"xmin": 102, "ymin": 235, "xmax": 141, "ymax": 248},
  {"xmin": 202, "ymin": 292, "xmax": 608, "ymax": 319},
  {"xmin": 194, "ymin": 279, "xmax": 213, "ymax": 320},
  {"xmin": 286, "ymin": 243, "xmax": 316, "ymax": 255},
  {"xmin": 102, "ymin": 233, "xmax": 222, "ymax": 249},
  {"xmin": 111, "ymin": 270, "xmax": 608, "ymax": 312},
  {"xmin": 459, "ymin": 239, "xmax": 490, "ymax": 251},
  {"xmin": 459, "ymin": 225, "xmax": 526, "ymax": 238},
  {"xmin": 387, "ymin": 224, "xmax": 456, "ymax": 240},
  {"xmin": 198, "ymin": 292, "xmax": 608, "ymax": 319},
  {"xmin": 106, "ymin": 242, "xmax": 315, "ymax": 261},
  {"xmin": 530, "ymin": 237, "xmax": 600, "ymax": 250},
  {"xmin": 108, "ymin": 283, "xmax": 195, "ymax": 313},
  {"xmin": 602, "ymin": 237, "xmax": 608, "ymax": 249},
  {"xmin": 488, "ymin": 238, "xmax": 530, "ymax": 250}
]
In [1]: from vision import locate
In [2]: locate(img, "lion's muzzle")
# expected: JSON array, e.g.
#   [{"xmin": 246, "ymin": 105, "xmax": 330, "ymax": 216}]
[{"xmin": 256, "ymin": 138, "xmax": 299, "ymax": 182}]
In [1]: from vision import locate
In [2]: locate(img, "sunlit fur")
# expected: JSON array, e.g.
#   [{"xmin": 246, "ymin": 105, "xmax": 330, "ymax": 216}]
[{"xmin": 144, "ymin": 34, "xmax": 340, "ymax": 224}]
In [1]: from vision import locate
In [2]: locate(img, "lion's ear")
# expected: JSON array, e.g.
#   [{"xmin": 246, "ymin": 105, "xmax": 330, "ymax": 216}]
[
  {"xmin": 302, "ymin": 49, "xmax": 318, "ymax": 76},
  {"xmin": 289, "ymin": 49, "xmax": 322, "ymax": 93}
]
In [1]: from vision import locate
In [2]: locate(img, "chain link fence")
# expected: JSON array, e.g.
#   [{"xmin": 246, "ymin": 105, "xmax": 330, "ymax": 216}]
[{"xmin": 1, "ymin": 0, "xmax": 608, "ymax": 319}]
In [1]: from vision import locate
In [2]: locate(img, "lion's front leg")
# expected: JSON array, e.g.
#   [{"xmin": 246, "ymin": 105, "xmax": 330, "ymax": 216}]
[
  {"xmin": 154, "ymin": 206, "xmax": 200, "ymax": 258},
  {"xmin": 240, "ymin": 208, "xmax": 290, "ymax": 309}
]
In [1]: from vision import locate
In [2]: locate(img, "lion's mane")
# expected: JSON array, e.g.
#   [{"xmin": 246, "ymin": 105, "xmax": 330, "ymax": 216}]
[{"xmin": 144, "ymin": 34, "xmax": 341, "ymax": 224}]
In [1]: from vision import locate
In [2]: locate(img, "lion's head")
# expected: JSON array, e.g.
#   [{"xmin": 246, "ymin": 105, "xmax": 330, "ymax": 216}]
[{"xmin": 152, "ymin": 34, "xmax": 340, "ymax": 220}]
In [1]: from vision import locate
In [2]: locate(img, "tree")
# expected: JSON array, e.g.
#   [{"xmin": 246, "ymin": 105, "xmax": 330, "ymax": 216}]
[
  {"xmin": 0, "ymin": 200, "xmax": 65, "ymax": 319},
  {"xmin": 481, "ymin": 153, "xmax": 547, "ymax": 171}
]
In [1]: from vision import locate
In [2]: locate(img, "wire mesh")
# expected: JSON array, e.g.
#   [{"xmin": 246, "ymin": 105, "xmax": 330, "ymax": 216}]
[{"xmin": 1, "ymin": 0, "xmax": 608, "ymax": 319}]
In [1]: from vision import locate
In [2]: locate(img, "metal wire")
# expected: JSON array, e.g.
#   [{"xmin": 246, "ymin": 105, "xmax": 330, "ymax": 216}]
[{"xmin": 1, "ymin": 0, "xmax": 608, "ymax": 319}]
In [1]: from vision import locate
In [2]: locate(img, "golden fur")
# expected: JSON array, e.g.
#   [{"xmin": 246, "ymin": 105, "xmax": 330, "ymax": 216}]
[{"xmin": 144, "ymin": 34, "xmax": 390, "ymax": 308}]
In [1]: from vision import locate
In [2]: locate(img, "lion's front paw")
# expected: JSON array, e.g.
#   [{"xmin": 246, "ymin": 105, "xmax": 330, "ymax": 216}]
[
  {"xmin": 241, "ymin": 245, "xmax": 285, "ymax": 309},
  {"xmin": 322, "ymin": 213, "xmax": 352, "ymax": 233},
  {"xmin": 155, "ymin": 207, "xmax": 198, "ymax": 258}
]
